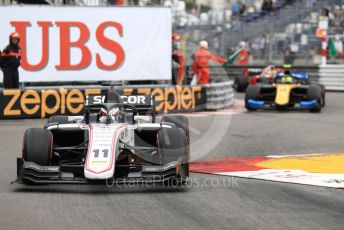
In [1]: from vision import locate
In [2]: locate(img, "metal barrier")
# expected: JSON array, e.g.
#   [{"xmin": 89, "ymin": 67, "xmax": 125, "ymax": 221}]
[
  {"xmin": 185, "ymin": 65, "xmax": 320, "ymax": 84},
  {"xmin": 205, "ymin": 81, "xmax": 234, "ymax": 111},
  {"xmin": 318, "ymin": 65, "xmax": 344, "ymax": 91}
]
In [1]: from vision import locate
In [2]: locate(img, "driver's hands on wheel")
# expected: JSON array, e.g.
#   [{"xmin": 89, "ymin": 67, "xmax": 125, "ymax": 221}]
[
  {"xmin": 109, "ymin": 107, "xmax": 121, "ymax": 117},
  {"xmin": 110, "ymin": 107, "xmax": 123, "ymax": 121}
]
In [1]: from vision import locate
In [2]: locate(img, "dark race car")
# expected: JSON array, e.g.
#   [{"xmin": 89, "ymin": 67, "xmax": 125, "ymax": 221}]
[
  {"xmin": 14, "ymin": 90, "xmax": 189, "ymax": 185},
  {"xmin": 245, "ymin": 71, "xmax": 326, "ymax": 112}
]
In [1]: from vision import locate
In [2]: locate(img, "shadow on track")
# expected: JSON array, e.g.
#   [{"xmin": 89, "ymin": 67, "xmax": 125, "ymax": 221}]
[{"xmin": 10, "ymin": 184, "xmax": 190, "ymax": 195}]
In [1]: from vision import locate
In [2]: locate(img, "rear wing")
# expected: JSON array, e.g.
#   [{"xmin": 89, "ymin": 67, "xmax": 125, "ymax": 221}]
[
  {"xmin": 121, "ymin": 95, "xmax": 156, "ymax": 119},
  {"xmin": 105, "ymin": 90, "xmax": 156, "ymax": 122},
  {"xmin": 275, "ymin": 72, "xmax": 308, "ymax": 79},
  {"xmin": 86, "ymin": 94, "xmax": 156, "ymax": 123}
]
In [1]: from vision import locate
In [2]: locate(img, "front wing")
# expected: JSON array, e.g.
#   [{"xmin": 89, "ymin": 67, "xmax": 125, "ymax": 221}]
[
  {"xmin": 14, "ymin": 158, "xmax": 187, "ymax": 185},
  {"xmin": 247, "ymin": 99, "xmax": 318, "ymax": 110},
  {"xmin": 247, "ymin": 84, "xmax": 319, "ymax": 110}
]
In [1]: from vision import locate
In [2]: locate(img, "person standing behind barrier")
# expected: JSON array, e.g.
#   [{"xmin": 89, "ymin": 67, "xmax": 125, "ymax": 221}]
[
  {"xmin": 0, "ymin": 32, "xmax": 21, "ymax": 89},
  {"xmin": 236, "ymin": 41, "xmax": 250, "ymax": 77},
  {"xmin": 237, "ymin": 41, "xmax": 249, "ymax": 65},
  {"xmin": 172, "ymin": 33, "xmax": 185, "ymax": 85},
  {"xmin": 192, "ymin": 41, "xmax": 226, "ymax": 85}
]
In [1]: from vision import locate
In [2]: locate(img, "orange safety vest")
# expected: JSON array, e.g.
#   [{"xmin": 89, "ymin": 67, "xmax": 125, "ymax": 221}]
[
  {"xmin": 192, "ymin": 49, "xmax": 226, "ymax": 85},
  {"xmin": 193, "ymin": 49, "xmax": 226, "ymax": 69},
  {"xmin": 237, "ymin": 48, "xmax": 249, "ymax": 65}
]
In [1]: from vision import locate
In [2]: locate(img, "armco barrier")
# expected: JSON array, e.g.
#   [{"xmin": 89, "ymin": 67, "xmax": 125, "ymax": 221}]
[
  {"xmin": 0, "ymin": 85, "xmax": 208, "ymax": 119},
  {"xmin": 205, "ymin": 81, "xmax": 234, "ymax": 110},
  {"xmin": 185, "ymin": 65, "xmax": 320, "ymax": 84},
  {"xmin": 186, "ymin": 64, "xmax": 344, "ymax": 92},
  {"xmin": 318, "ymin": 65, "xmax": 344, "ymax": 91}
]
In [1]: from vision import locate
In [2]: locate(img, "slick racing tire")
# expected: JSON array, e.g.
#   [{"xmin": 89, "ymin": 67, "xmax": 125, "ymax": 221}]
[
  {"xmin": 233, "ymin": 76, "xmax": 248, "ymax": 92},
  {"xmin": 307, "ymin": 85, "xmax": 322, "ymax": 113},
  {"xmin": 157, "ymin": 127, "xmax": 189, "ymax": 182},
  {"xmin": 47, "ymin": 115, "xmax": 71, "ymax": 125},
  {"xmin": 317, "ymin": 84, "xmax": 326, "ymax": 107},
  {"xmin": 245, "ymin": 85, "xmax": 261, "ymax": 111},
  {"xmin": 161, "ymin": 115, "xmax": 190, "ymax": 144},
  {"xmin": 23, "ymin": 128, "xmax": 53, "ymax": 166}
]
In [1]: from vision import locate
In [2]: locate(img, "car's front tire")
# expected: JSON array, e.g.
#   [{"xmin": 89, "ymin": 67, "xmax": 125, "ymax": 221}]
[
  {"xmin": 307, "ymin": 85, "xmax": 323, "ymax": 112},
  {"xmin": 233, "ymin": 76, "xmax": 248, "ymax": 92},
  {"xmin": 161, "ymin": 115, "xmax": 189, "ymax": 144},
  {"xmin": 23, "ymin": 128, "xmax": 53, "ymax": 166},
  {"xmin": 157, "ymin": 127, "xmax": 189, "ymax": 184},
  {"xmin": 245, "ymin": 85, "xmax": 261, "ymax": 111}
]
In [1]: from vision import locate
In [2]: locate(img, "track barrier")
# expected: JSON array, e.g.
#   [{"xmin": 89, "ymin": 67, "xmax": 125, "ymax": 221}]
[
  {"xmin": 318, "ymin": 65, "xmax": 344, "ymax": 91},
  {"xmin": 0, "ymin": 83, "xmax": 235, "ymax": 119},
  {"xmin": 205, "ymin": 81, "xmax": 234, "ymax": 110},
  {"xmin": 186, "ymin": 65, "xmax": 344, "ymax": 92}
]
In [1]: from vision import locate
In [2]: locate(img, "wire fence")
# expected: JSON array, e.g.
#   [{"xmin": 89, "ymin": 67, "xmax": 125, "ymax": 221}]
[{"xmin": 1, "ymin": 0, "xmax": 344, "ymax": 65}]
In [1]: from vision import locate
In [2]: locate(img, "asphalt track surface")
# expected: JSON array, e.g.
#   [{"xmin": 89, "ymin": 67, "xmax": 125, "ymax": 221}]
[{"xmin": 0, "ymin": 92, "xmax": 344, "ymax": 230}]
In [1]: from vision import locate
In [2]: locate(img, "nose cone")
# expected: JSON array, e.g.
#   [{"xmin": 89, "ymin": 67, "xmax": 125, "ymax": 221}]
[{"xmin": 274, "ymin": 84, "xmax": 295, "ymax": 106}]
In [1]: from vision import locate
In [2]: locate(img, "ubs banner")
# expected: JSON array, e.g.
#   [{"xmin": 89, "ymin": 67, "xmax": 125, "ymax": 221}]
[
  {"xmin": 0, "ymin": 6, "xmax": 171, "ymax": 82},
  {"xmin": 0, "ymin": 86, "xmax": 206, "ymax": 119}
]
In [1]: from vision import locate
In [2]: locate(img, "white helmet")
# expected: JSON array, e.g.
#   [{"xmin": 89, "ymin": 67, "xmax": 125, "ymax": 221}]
[
  {"xmin": 199, "ymin": 40, "xmax": 208, "ymax": 49},
  {"xmin": 239, "ymin": 41, "xmax": 246, "ymax": 48}
]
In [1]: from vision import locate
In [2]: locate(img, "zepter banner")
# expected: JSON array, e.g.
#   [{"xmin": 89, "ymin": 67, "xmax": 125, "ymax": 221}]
[
  {"xmin": 0, "ymin": 85, "xmax": 206, "ymax": 119},
  {"xmin": 0, "ymin": 6, "xmax": 171, "ymax": 82}
]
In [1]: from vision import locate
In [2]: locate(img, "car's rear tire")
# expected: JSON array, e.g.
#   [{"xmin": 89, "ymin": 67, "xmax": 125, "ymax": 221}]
[
  {"xmin": 157, "ymin": 127, "xmax": 189, "ymax": 183},
  {"xmin": 245, "ymin": 85, "xmax": 261, "ymax": 111},
  {"xmin": 307, "ymin": 85, "xmax": 322, "ymax": 112},
  {"xmin": 47, "ymin": 115, "xmax": 70, "ymax": 125},
  {"xmin": 23, "ymin": 128, "xmax": 53, "ymax": 166},
  {"xmin": 233, "ymin": 76, "xmax": 248, "ymax": 92}
]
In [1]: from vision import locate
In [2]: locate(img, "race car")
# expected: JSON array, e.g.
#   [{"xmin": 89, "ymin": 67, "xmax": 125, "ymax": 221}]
[
  {"xmin": 245, "ymin": 71, "xmax": 326, "ymax": 112},
  {"xmin": 233, "ymin": 65, "xmax": 284, "ymax": 92},
  {"xmin": 14, "ymin": 90, "xmax": 189, "ymax": 185}
]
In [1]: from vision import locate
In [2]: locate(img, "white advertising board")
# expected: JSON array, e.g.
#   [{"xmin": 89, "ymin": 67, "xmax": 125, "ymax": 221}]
[{"xmin": 0, "ymin": 6, "xmax": 171, "ymax": 82}]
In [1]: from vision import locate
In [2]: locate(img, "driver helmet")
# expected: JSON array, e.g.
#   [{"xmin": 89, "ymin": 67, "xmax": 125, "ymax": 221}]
[
  {"xmin": 99, "ymin": 108, "xmax": 107, "ymax": 117},
  {"xmin": 99, "ymin": 108, "xmax": 108, "ymax": 123},
  {"xmin": 282, "ymin": 70, "xmax": 293, "ymax": 83},
  {"xmin": 281, "ymin": 76, "xmax": 293, "ymax": 83}
]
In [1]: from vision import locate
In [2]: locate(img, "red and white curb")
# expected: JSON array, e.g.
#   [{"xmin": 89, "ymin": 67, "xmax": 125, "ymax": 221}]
[{"xmin": 190, "ymin": 154, "xmax": 344, "ymax": 189}]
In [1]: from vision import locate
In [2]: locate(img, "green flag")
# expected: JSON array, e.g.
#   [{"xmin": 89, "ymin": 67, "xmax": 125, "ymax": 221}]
[
  {"xmin": 223, "ymin": 48, "xmax": 242, "ymax": 67},
  {"xmin": 328, "ymin": 38, "xmax": 338, "ymax": 57}
]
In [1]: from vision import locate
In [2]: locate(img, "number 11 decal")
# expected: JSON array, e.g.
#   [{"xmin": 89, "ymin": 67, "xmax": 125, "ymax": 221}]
[{"xmin": 93, "ymin": 149, "xmax": 109, "ymax": 158}]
